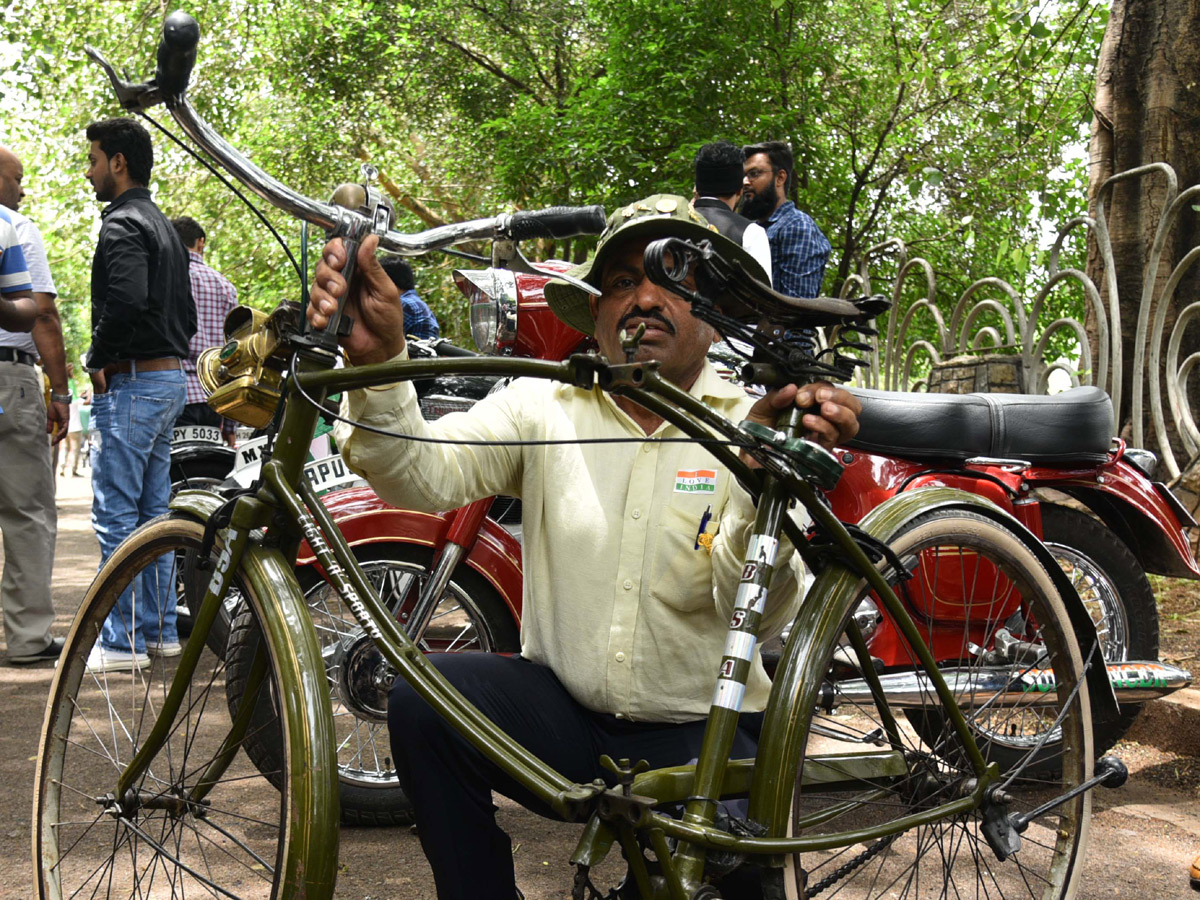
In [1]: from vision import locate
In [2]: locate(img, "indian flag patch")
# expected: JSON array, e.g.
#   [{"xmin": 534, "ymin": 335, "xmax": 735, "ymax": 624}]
[{"xmin": 674, "ymin": 469, "xmax": 717, "ymax": 494}]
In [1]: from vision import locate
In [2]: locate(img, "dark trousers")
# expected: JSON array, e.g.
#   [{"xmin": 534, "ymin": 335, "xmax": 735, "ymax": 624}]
[
  {"xmin": 388, "ymin": 653, "xmax": 760, "ymax": 900},
  {"xmin": 175, "ymin": 402, "xmax": 222, "ymax": 428}
]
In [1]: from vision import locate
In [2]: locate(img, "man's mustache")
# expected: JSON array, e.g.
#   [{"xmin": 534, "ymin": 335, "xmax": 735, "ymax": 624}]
[{"xmin": 619, "ymin": 309, "xmax": 675, "ymax": 335}]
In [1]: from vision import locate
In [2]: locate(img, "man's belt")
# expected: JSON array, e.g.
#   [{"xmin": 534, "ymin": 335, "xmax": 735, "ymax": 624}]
[
  {"xmin": 0, "ymin": 347, "xmax": 37, "ymax": 366},
  {"xmin": 112, "ymin": 357, "xmax": 182, "ymax": 374}
]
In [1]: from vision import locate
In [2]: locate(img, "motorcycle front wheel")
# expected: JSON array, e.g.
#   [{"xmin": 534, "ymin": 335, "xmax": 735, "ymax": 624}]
[{"xmin": 225, "ymin": 542, "xmax": 520, "ymax": 827}]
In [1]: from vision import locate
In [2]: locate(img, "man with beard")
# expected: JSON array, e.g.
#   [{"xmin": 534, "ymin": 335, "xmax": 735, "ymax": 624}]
[
  {"xmin": 83, "ymin": 118, "xmax": 194, "ymax": 672},
  {"xmin": 308, "ymin": 195, "xmax": 862, "ymax": 900},
  {"xmin": 740, "ymin": 140, "xmax": 831, "ymax": 298}
]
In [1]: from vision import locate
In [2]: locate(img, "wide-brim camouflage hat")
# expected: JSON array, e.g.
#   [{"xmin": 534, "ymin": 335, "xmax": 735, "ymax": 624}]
[{"xmin": 544, "ymin": 194, "xmax": 770, "ymax": 335}]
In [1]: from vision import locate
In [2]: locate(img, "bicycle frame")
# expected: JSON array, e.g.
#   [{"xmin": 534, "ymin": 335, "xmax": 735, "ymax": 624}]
[{"xmin": 152, "ymin": 346, "xmax": 1034, "ymax": 900}]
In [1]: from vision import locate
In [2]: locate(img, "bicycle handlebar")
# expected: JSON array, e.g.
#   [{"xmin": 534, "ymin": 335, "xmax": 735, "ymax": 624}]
[{"xmin": 88, "ymin": 12, "xmax": 605, "ymax": 258}]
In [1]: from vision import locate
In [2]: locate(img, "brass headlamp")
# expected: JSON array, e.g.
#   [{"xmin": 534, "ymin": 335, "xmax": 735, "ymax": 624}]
[{"xmin": 198, "ymin": 303, "xmax": 300, "ymax": 428}]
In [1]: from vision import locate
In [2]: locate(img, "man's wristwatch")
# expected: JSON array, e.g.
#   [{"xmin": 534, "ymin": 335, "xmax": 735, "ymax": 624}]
[{"xmin": 50, "ymin": 392, "xmax": 72, "ymax": 404}]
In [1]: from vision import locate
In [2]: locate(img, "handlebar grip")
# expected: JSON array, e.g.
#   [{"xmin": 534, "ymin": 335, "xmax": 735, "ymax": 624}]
[
  {"xmin": 155, "ymin": 11, "xmax": 201, "ymax": 97},
  {"xmin": 432, "ymin": 341, "xmax": 479, "ymax": 358},
  {"xmin": 508, "ymin": 205, "xmax": 606, "ymax": 241}
]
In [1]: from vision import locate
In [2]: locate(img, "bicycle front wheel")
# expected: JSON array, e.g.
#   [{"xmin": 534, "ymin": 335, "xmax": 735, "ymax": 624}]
[
  {"xmin": 781, "ymin": 509, "xmax": 1092, "ymax": 899},
  {"xmin": 35, "ymin": 513, "xmax": 336, "ymax": 900}
]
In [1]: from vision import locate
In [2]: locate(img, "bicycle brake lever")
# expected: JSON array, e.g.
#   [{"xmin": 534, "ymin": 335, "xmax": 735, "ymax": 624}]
[
  {"xmin": 501, "ymin": 245, "xmax": 600, "ymax": 296},
  {"xmin": 84, "ymin": 45, "xmax": 164, "ymax": 111}
]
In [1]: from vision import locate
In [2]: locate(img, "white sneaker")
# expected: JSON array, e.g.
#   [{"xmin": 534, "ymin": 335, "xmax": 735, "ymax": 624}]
[
  {"xmin": 86, "ymin": 644, "xmax": 151, "ymax": 673},
  {"xmin": 146, "ymin": 639, "xmax": 182, "ymax": 657}
]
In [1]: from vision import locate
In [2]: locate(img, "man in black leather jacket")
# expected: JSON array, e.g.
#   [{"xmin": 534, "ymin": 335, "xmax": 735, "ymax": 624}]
[{"xmin": 83, "ymin": 117, "xmax": 195, "ymax": 673}]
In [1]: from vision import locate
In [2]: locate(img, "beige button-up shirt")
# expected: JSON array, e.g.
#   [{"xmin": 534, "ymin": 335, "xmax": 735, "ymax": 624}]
[{"xmin": 336, "ymin": 357, "xmax": 802, "ymax": 723}]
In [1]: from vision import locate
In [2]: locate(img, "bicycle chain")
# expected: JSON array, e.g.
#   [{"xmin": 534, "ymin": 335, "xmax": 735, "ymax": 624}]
[{"xmin": 804, "ymin": 830, "xmax": 900, "ymax": 897}]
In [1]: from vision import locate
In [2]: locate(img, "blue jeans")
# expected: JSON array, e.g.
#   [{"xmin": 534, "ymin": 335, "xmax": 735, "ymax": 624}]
[{"xmin": 91, "ymin": 368, "xmax": 186, "ymax": 653}]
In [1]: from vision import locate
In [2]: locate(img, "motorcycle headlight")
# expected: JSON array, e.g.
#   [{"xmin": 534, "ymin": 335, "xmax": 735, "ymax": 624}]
[{"xmin": 455, "ymin": 269, "xmax": 518, "ymax": 354}]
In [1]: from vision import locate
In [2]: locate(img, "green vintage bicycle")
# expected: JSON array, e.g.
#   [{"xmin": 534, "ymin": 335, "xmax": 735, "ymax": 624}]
[{"xmin": 35, "ymin": 13, "xmax": 1122, "ymax": 900}]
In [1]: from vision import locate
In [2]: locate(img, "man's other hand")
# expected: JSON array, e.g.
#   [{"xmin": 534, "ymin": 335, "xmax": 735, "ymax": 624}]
[
  {"xmin": 308, "ymin": 235, "xmax": 407, "ymax": 366},
  {"xmin": 743, "ymin": 381, "xmax": 862, "ymax": 465},
  {"xmin": 47, "ymin": 399, "xmax": 68, "ymax": 445}
]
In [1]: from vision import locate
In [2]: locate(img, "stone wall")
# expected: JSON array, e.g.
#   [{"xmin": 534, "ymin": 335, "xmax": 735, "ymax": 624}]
[{"xmin": 928, "ymin": 354, "xmax": 1024, "ymax": 395}]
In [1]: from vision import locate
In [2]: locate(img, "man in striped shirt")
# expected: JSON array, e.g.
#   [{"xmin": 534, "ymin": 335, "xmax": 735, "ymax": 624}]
[
  {"xmin": 740, "ymin": 140, "xmax": 832, "ymax": 299},
  {"xmin": 0, "ymin": 209, "xmax": 35, "ymax": 331},
  {"xmin": 172, "ymin": 216, "xmax": 239, "ymax": 443}
]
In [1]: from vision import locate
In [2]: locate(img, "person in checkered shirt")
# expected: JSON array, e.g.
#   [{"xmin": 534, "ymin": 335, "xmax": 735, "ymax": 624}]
[
  {"xmin": 740, "ymin": 140, "xmax": 831, "ymax": 299},
  {"xmin": 381, "ymin": 255, "xmax": 440, "ymax": 340},
  {"xmin": 172, "ymin": 216, "xmax": 238, "ymax": 444}
]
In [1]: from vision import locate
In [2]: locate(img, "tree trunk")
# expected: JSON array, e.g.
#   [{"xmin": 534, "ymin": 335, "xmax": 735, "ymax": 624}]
[{"xmin": 1087, "ymin": 0, "xmax": 1200, "ymax": 455}]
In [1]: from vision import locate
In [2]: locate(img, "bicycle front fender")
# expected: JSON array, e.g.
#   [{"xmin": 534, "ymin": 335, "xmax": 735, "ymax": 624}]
[
  {"xmin": 235, "ymin": 539, "xmax": 342, "ymax": 899},
  {"xmin": 169, "ymin": 487, "xmax": 225, "ymax": 522},
  {"xmin": 166, "ymin": 491, "xmax": 342, "ymax": 898}
]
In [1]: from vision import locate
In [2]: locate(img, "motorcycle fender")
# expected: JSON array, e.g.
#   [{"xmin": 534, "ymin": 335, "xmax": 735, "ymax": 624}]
[
  {"xmin": 170, "ymin": 443, "xmax": 235, "ymax": 466},
  {"xmin": 293, "ymin": 494, "xmax": 524, "ymax": 620},
  {"xmin": 1032, "ymin": 462, "xmax": 1200, "ymax": 579},
  {"xmin": 871, "ymin": 486, "xmax": 1118, "ymax": 726}
]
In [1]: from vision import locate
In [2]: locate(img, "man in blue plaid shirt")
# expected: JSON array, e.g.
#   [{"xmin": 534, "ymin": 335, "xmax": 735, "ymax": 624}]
[
  {"xmin": 740, "ymin": 140, "xmax": 831, "ymax": 298},
  {"xmin": 381, "ymin": 256, "xmax": 440, "ymax": 340}
]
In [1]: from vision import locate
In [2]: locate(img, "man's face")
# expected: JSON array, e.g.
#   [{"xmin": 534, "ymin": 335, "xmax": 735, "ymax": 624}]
[
  {"xmin": 739, "ymin": 152, "xmax": 783, "ymax": 221},
  {"xmin": 0, "ymin": 151, "xmax": 25, "ymax": 211},
  {"xmin": 588, "ymin": 238, "xmax": 716, "ymax": 389},
  {"xmin": 85, "ymin": 141, "xmax": 119, "ymax": 203}
]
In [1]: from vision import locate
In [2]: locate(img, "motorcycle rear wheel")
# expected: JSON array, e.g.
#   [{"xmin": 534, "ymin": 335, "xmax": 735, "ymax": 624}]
[
  {"xmin": 225, "ymin": 542, "xmax": 519, "ymax": 827},
  {"xmin": 783, "ymin": 509, "xmax": 1091, "ymax": 899},
  {"xmin": 1040, "ymin": 503, "xmax": 1158, "ymax": 753}
]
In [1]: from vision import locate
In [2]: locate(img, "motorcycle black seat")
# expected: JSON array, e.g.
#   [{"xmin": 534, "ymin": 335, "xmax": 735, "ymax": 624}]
[{"xmin": 844, "ymin": 385, "xmax": 1114, "ymax": 465}]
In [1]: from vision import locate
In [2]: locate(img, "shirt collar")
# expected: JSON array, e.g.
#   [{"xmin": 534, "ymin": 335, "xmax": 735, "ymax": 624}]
[
  {"xmin": 100, "ymin": 186, "xmax": 152, "ymax": 218},
  {"xmin": 689, "ymin": 358, "xmax": 751, "ymax": 403},
  {"xmin": 188, "ymin": 249, "xmax": 204, "ymax": 265},
  {"xmin": 767, "ymin": 199, "xmax": 796, "ymax": 226}
]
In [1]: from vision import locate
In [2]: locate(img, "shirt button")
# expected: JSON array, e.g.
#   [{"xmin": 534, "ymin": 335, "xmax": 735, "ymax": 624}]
[
  {"xmin": 642, "ymin": 445, "xmax": 651, "ymax": 454},
  {"xmin": 623, "ymin": 579, "xmax": 633, "ymax": 591},
  {"xmin": 631, "ymin": 509, "xmax": 641, "ymax": 519},
  {"xmin": 615, "ymin": 651, "xmax": 626, "ymax": 662}
]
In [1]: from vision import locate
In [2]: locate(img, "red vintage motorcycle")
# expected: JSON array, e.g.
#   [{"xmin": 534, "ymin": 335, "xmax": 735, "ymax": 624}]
[{"xmin": 264, "ymin": 259, "xmax": 1194, "ymax": 825}]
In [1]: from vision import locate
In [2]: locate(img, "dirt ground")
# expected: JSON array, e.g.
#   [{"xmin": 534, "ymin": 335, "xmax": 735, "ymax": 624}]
[{"xmin": 4, "ymin": 474, "xmax": 1200, "ymax": 898}]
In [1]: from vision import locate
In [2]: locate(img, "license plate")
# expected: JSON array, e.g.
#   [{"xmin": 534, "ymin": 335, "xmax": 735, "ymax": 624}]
[{"xmin": 172, "ymin": 425, "xmax": 224, "ymax": 445}]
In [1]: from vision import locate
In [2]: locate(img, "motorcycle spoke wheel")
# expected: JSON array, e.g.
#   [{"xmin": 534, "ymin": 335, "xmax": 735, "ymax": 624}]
[
  {"xmin": 784, "ymin": 510, "xmax": 1091, "ymax": 900},
  {"xmin": 36, "ymin": 515, "xmax": 294, "ymax": 900},
  {"xmin": 1040, "ymin": 503, "xmax": 1159, "ymax": 754},
  {"xmin": 227, "ymin": 543, "xmax": 519, "ymax": 826}
]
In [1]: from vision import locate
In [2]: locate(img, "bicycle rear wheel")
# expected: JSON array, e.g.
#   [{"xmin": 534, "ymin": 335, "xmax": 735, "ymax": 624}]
[
  {"xmin": 780, "ymin": 510, "xmax": 1092, "ymax": 899},
  {"xmin": 34, "ymin": 513, "xmax": 335, "ymax": 900}
]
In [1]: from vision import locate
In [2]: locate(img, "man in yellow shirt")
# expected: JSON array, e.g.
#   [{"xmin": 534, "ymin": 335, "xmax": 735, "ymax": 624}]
[{"xmin": 310, "ymin": 196, "xmax": 861, "ymax": 900}]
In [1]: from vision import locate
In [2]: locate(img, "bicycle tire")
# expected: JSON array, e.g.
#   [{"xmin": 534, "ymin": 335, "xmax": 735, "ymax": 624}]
[
  {"xmin": 225, "ymin": 542, "xmax": 520, "ymax": 827},
  {"xmin": 1041, "ymin": 503, "xmax": 1158, "ymax": 752},
  {"xmin": 34, "ymin": 513, "xmax": 338, "ymax": 900},
  {"xmin": 777, "ymin": 509, "xmax": 1092, "ymax": 899}
]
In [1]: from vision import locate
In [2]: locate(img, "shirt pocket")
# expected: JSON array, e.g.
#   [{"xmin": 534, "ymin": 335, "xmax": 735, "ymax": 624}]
[{"xmin": 648, "ymin": 498, "xmax": 717, "ymax": 613}]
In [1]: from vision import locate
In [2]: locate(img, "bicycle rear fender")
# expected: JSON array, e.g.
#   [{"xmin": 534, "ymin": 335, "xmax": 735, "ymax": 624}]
[{"xmin": 747, "ymin": 486, "xmax": 1114, "ymax": 836}]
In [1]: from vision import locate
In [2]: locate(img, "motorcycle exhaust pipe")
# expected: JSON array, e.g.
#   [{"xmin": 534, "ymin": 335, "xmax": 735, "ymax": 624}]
[{"xmin": 826, "ymin": 660, "xmax": 1193, "ymax": 710}]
